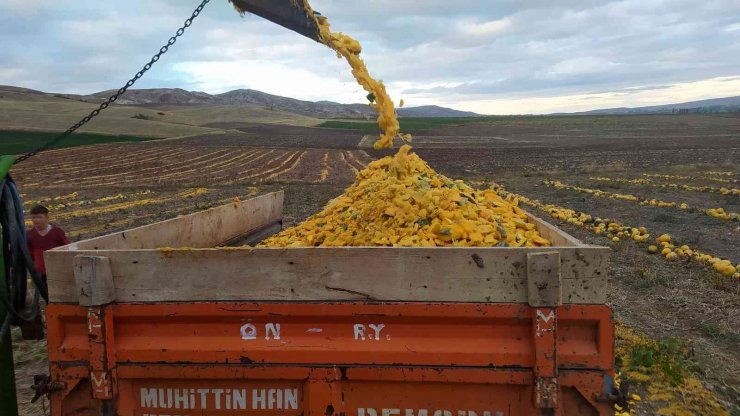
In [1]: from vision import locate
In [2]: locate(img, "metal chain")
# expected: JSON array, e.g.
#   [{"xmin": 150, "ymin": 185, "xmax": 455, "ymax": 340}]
[{"xmin": 14, "ymin": 0, "xmax": 212, "ymax": 164}]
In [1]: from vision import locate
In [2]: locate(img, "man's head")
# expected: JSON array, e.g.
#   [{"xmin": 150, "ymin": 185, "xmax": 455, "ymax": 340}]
[{"xmin": 30, "ymin": 205, "xmax": 50, "ymax": 230}]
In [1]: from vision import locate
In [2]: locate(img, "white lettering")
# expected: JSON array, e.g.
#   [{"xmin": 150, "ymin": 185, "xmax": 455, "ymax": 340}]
[
  {"xmin": 158, "ymin": 389, "xmax": 167, "ymax": 409},
  {"xmin": 241, "ymin": 323, "xmax": 257, "ymax": 340},
  {"xmin": 212, "ymin": 389, "xmax": 224, "ymax": 410},
  {"xmin": 90, "ymin": 372, "xmax": 106, "ymax": 388},
  {"xmin": 233, "ymin": 389, "xmax": 247, "ymax": 410},
  {"xmin": 253, "ymin": 388, "xmax": 266, "ymax": 410},
  {"xmin": 368, "ymin": 324, "xmax": 385, "ymax": 341},
  {"xmin": 285, "ymin": 388, "xmax": 298, "ymax": 410},
  {"xmin": 265, "ymin": 323, "xmax": 281, "ymax": 340},
  {"xmin": 174, "ymin": 389, "xmax": 189, "ymax": 409},
  {"xmin": 140, "ymin": 392, "xmax": 505, "ymax": 416},
  {"xmin": 141, "ymin": 388, "xmax": 158, "ymax": 408},
  {"xmin": 354, "ymin": 324, "xmax": 366, "ymax": 340},
  {"xmin": 197, "ymin": 389, "xmax": 209, "ymax": 409},
  {"xmin": 536, "ymin": 309, "xmax": 555, "ymax": 323},
  {"xmin": 268, "ymin": 389, "xmax": 277, "ymax": 409}
]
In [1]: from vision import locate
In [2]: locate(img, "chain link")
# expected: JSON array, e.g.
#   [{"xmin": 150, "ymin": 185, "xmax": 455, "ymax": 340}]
[{"xmin": 14, "ymin": 0, "xmax": 211, "ymax": 164}]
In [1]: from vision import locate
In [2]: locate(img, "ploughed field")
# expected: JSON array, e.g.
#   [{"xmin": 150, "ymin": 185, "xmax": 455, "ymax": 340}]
[{"xmin": 9, "ymin": 114, "xmax": 740, "ymax": 415}]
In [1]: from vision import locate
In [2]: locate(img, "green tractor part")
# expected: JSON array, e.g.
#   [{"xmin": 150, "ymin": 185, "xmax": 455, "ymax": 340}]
[{"xmin": 0, "ymin": 154, "xmax": 19, "ymax": 416}]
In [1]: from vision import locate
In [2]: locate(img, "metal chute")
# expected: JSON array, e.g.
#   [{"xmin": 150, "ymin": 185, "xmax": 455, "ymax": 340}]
[{"xmin": 229, "ymin": 0, "xmax": 322, "ymax": 42}]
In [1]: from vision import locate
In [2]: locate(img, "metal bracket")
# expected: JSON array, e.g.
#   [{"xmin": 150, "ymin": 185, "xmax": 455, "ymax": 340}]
[
  {"xmin": 30, "ymin": 374, "xmax": 66, "ymax": 403},
  {"xmin": 75, "ymin": 255, "xmax": 117, "ymax": 401},
  {"xmin": 87, "ymin": 305, "xmax": 116, "ymax": 400},
  {"xmin": 527, "ymin": 252, "xmax": 561, "ymax": 410}
]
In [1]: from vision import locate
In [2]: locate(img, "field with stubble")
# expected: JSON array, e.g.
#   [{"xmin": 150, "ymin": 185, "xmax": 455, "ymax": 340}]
[{"xmin": 7, "ymin": 114, "xmax": 739, "ymax": 415}]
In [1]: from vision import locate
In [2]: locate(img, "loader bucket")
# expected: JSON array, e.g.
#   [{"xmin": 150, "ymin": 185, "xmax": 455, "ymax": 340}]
[{"xmin": 229, "ymin": 0, "xmax": 322, "ymax": 42}]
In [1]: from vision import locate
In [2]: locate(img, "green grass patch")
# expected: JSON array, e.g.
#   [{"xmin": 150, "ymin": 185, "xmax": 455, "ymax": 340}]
[
  {"xmin": 131, "ymin": 113, "xmax": 153, "ymax": 121},
  {"xmin": 318, "ymin": 114, "xmax": 689, "ymax": 132},
  {"xmin": 631, "ymin": 266, "xmax": 668, "ymax": 290},
  {"xmin": 618, "ymin": 337, "xmax": 692, "ymax": 387},
  {"xmin": 0, "ymin": 130, "xmax": 157, "ymax": 155},
  {"xmin": 319, "ymin": 116, "xmax": 496, "ymax": 132},
  {"xmin": 699, "ymin": 324, "xmax": 740, "ymax": 346}
]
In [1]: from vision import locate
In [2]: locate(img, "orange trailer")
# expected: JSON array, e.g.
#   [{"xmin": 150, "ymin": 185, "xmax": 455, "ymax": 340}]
[{"xmin": 43, "ymin": 192, "xmax": 616, "ymax": 415}]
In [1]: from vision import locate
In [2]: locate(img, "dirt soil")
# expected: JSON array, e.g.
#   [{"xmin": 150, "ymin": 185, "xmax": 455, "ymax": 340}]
[{"xmin": 9, "ymin": 114, "xmax": 739, "ymax": 414}]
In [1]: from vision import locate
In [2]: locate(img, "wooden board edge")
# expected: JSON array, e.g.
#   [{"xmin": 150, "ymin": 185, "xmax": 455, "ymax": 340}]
[
  {"xmin": 47, "ymin": 246, "xmax": 609, "ymax": 304},
  {"xmin": 525, "ymin": 210, "xmax": 584, "ymax": 247},
  {"xmin": 50, "ymin": 191, "xmax": 284, "ymax": 251}
]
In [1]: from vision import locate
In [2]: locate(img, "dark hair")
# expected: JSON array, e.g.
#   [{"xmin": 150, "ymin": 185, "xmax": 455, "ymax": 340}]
[{"xmin": 30, "ymin": 205, "xmax": 49, "ymax": 215}]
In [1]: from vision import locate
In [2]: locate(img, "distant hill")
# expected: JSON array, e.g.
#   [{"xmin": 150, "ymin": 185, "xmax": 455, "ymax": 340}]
[
  {"xmin": 397, "ymin": 105, "xmax": 479, "ymax": 118},
  {"xmin": 217, "ymin": 89, "xmax": 374, "ymax": 118},
  {"xmin": 0, "ymin": 85, "xmax": 321, "ymax": 138},
  {"xmin": 68, "ymin": 87, "xmax": 480, "ymax": 119},
  {"xmin": 0, "ymin": 85, "xmax": 61, "ymax": 101},
  {"xmin": 569, "ymin": 96, "xmax": 740, "ymax": 115}
]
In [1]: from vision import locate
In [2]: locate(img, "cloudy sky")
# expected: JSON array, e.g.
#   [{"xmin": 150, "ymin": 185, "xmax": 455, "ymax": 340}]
[{"xmin": 1, "ymin": 0, "xmax": 739, "ymax": 114}]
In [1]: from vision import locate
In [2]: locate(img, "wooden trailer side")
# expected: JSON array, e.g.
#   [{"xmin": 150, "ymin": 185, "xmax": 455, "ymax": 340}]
[
  {"xmin": 46, "ymin": 245, "xmax": 609, "ymax": 304},
  {"xmin": 54, "ymin": 191, "xmax": 284, "ymax": 251}
]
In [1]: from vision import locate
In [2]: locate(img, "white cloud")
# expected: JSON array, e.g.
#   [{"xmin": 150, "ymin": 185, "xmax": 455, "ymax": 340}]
[
  {"xmin": 453, "ymin": 76, "xmax": 740, "ymax": 114},
  {"xmin": 459, "ymin": 18, "xmax": 514, "ymax": 38},
  {"xmin": 1, "ymin": 0, "xmax": 740, "ymax": 114},
  {"xmin": 725, "ymin": 22, "xmax": 740, "ymax": 32},
  {"xmin": 542, "ymin": 57, "xmax": 620, "ymax": 79},
  {"xmin": 172, "ymin": 60, "xmax": 366, "ymax": 103}
]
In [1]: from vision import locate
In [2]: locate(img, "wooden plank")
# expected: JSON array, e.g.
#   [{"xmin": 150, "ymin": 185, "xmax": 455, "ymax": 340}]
[
  {"xmin": 526, "ymin": 212, "xmax": 581, "ymax": 247},
  {"xmin": 527, "ymin": 252, "xmax": 561, "ymax": 307},
  {"xmin": 47, "ymin": 246, "xmax": 609, "ymax": 304},
  {"xmin": 58, "ymin": 192, "xmax": 284, "ymax": 251},
  {"xmin": 73, "ymin": 256, "xmax": 115, "ymax": 306}
]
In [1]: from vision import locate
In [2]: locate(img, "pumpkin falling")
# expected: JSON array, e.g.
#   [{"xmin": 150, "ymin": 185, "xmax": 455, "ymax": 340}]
[{"xmin": 234, "ymin": 0, "xmax": 551, "ymax": 248}]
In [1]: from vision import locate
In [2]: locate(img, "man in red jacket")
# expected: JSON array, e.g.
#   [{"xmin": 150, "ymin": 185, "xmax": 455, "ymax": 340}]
[
  {"xmin": 27, "ymin": 204, "xmax": 70, "ymax": 276},
  {"xmin": 23, "ymin": 204, "xmax": 70, "ymax": 339}
]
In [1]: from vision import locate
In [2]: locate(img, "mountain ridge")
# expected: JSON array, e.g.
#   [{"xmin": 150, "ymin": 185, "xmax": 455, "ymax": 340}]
[
  {"xmin": 565, "ymin": 95, "xmax": 740, "ymax": 115},
  {"xmin": 3, "ymin": 85, "xmax": 737, "ymax": 117},
  {"xmin": 8, "ymin": 86, "xmax": 480, "ymax": 118}
]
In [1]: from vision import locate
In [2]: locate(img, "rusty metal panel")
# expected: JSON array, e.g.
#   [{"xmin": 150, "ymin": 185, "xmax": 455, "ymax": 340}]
[
  {"xmin": 46, "ymin": 302, "xmax": 614, "ymax": 415},
  {"xmin": 49, "ymin": 367, "xmax": 613, "ymax": 416}
]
